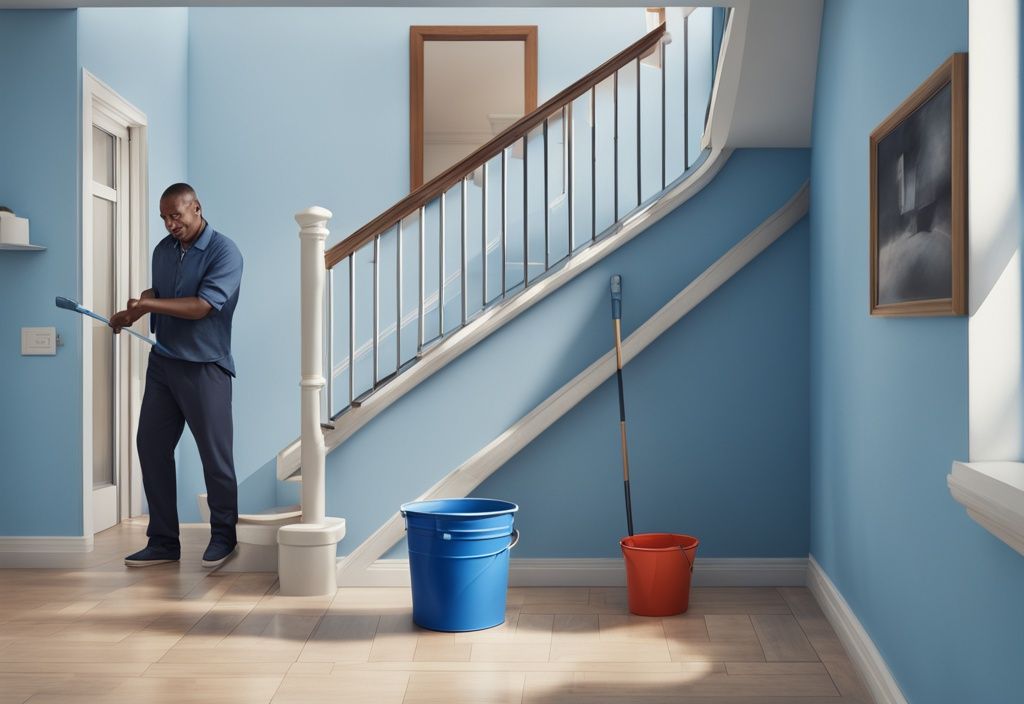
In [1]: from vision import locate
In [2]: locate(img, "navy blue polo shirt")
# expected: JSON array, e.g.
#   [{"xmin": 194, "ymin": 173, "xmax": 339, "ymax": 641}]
[{"xmin": 150, "ymin": 222, "xmax": 243, "ymax": 376}]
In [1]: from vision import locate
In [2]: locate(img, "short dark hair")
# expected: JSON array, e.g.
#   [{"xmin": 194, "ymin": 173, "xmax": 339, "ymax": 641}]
[{"xmin": 161, "ymin": 182, "xmax": 198, "ymax": 202}]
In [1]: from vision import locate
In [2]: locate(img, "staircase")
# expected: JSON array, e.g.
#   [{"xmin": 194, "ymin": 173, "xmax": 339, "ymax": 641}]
[{"xmin": 244, "ymin": 6, "xmax": 820, "ymax": 594}]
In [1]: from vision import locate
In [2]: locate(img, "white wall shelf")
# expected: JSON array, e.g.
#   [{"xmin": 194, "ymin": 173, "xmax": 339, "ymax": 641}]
[
  {"xmin": 948, "ymin": 461, "xmax": 1024, "ymax": 557},
  {"xmin": 0, "ymin": 243, "xmax": 45, "ymax": 251}
]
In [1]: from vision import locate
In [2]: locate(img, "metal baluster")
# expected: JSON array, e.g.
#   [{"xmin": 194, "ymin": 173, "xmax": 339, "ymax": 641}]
[
  {"xmin": 614, "ymin": 70, "xmax": 619, "ymax": 222},
  {"xmin": 348, "ymin": 255, "xmax": 355, "ymax": 406},
  {"xmin": 636, "ymin": 57, "xmax": 642, "ymax": 207},
  {"xmin": 418, "ymin": 206, "xmax": 425, "ymax": 349},
  {"xmin": 684, "ymin": 13, "xmax": 690, "ymax": 169},
  {"xmin": 326, "ymin": 267, "xmax": 334, "ymax": 418},
  {"xmin": 439, "ymin": 192, "xmax": 446, "ymax": 337},
  {"xmin": 372, "ymin": 235, "xmax": 379, "ymax": 386},
  {"xmin": 461, "ymin": 178, "xmax": 468, "ymax": 325},
  {"xmin": 543, "ymin": 117, "xmax": 549, "ymax": 271},
  {"xmin": 591, "ymin": 86, "xmax": 597, "ymax": 242},
  {"xmin": 523, "ymin": 134, "xmax": 529, "ymax": 288},
  {"xmin": 501, "ymin": 149, "xmax": 507, "ymax": 297},
  {"xmin": 567, "ymin": 101, "xmax": 574, "ymax": 251},
  {"xmin": 661, "ymin": 39, "xmax": 667, "ymax": 190},
  {"xmin": 482, "ymin": 163, "xmax": 488, "ymax": 308},
  {"xmin": 396, "ymin": 220, "xmax": 402, "ymax": 372}
]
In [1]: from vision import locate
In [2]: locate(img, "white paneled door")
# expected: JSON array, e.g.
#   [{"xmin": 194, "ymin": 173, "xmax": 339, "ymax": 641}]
[
  {"xmin": 84, "ymin": 72, "xmax": 149, "ymax": 537},
  {"xmin": 90, "ymin": 116, "xmax": 130, "ymax": 533}
]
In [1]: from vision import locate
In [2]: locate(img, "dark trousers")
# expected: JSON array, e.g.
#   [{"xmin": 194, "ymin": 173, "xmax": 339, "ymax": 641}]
[{"xmin": 137, "ymin": 352, "xmax": 237, "ymax": 550}]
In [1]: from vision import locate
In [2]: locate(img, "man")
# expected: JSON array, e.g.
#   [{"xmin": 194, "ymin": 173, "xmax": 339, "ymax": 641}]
[{"xmin": 110, "ymin": 183, "xmax": 243, "ymax": 568}]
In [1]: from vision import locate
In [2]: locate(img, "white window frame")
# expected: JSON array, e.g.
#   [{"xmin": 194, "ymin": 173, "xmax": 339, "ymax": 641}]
[{"xmin": 81, "ymin": 70, "xmax": 149, "ymax": 537}]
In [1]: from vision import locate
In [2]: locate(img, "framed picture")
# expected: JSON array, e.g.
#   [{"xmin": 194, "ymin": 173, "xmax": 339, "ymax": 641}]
[{"xmin": 870, "ymin": 53, "xmax": 967, "ymax": 316}]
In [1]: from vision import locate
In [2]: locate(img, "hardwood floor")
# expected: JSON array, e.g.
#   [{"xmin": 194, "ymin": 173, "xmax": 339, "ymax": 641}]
[{"xmin": 0, "ymin": 521, "xmax": 871, "ymax": 703}]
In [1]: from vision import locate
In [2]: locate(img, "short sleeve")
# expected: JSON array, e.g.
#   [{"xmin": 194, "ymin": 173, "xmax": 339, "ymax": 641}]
[{"xmin": 197, "ymin": 240, "xmax": 243, "ymax": 311}]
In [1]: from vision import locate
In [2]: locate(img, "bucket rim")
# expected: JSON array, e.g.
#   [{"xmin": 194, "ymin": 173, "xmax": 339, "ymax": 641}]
[
  {"xmin": 619, "ymin": 532, "xmax": 700, "ymax": 552},
  {"xmin": 401, "ymin": 497, "xmax": 519, "ymax": 518}
]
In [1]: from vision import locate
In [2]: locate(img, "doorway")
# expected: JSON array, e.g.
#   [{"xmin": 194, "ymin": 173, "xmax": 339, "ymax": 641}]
[
  {"xmin": 410, "ymin": 26, "xmax": 538, "ymax": 190},
  {"xmin": 82, "ymin": 71, "xmax": 149, "ymax": 535}
]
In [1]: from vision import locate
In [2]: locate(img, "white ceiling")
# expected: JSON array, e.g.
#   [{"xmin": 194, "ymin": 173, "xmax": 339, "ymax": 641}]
[{"xmin": 1, "ymin": 2, "xmax": 708, "ymax": 7}]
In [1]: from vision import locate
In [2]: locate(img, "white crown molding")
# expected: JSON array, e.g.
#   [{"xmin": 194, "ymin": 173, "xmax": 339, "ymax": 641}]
[
  {"xmin": 807, "ymin": 556, "xmax": 907, "ymax": 704},
  {"xmin": 948, "ymin": 461, "xmax": 1024, "ymax": 556},
  {"xmin": 338, "ymin": 556, "xmax": 807, "ymax": 588}
]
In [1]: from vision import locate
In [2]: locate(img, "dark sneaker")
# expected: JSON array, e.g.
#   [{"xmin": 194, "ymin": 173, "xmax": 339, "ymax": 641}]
[
  {"xmin": 202, "ymin": 541, "xmax": 238, "ymax": 568},
  {"xmin": 124, "ymin": 545, "xmax": 180, "ymax": 567}
]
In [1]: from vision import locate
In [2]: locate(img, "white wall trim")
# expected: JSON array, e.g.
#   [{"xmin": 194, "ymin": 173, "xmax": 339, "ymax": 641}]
[
  {"xmin": 807, "ymin": 556, "xmax": 907, "ymax": 704},
  {"xmin": 948, "ymin": 460, "xmax": 1024, "ymax": 557},
  {"xmin": 337, "ymin": 182, "xmax": 809, "ymax": 585},
  {"xmin": 0, "ymin": 535, "xmax": 94, "ymax": 555},
  {"xmin": 338, "ymin": 556, "xmax": 807, "ymax": 588}
]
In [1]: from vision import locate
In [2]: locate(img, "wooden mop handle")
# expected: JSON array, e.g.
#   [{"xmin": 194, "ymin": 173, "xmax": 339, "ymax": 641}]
[{"xmin": 610, "ymin": 275, "xmax": 634, "ymax": 536}]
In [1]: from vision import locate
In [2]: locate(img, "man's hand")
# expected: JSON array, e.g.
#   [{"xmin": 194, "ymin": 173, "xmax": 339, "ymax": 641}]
[{"xmin": 110, "ymin": 299, "xmax": 144, "ymax": 333}]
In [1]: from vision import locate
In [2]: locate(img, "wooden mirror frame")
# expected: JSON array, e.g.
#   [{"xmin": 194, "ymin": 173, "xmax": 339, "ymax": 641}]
[{"xmin": 410, "ymin": 25, "xmax": 538, "ymax": 191}]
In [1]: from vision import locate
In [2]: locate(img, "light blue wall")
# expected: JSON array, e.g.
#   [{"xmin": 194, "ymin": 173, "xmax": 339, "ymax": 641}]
[
  {"xmin": 810, "ymin": 1, "xmax": 1024, "ymax": 702},
  {"xmin": 78, "ymin": 8, "xmax": 190, "ymax": 243},
  {"xmin": 0, "ymin": 9, "xmax": 189, "ymax": 537},
  {"xmin": 316, "ymin": 148, "xmax": 811, "ymax": 558},
  {"xmin": 478, "ymin": 209, "xmax": 810, "ymax": 558},
  {"xmin": 186, "ymin": 7, "xmax": 655, "ymax": 522},
  {"xmin": 0, "ymin": 11, "xmax": 82, "ymax": 536}
]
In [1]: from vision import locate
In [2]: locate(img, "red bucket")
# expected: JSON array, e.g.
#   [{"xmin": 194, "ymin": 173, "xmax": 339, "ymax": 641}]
[{"xmin": 620, "ymin": 533, "xmax": 699, "ymax": 616}]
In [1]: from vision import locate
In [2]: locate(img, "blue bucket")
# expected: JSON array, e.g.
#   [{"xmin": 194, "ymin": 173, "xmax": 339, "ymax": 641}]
[{"xmin": 401, "ymin": 498, "xmax": 519, "ymax": 632}]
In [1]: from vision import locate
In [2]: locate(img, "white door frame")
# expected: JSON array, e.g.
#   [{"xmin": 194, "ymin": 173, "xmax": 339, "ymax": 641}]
[{"xmin": 81, "ymin": 70, "xmax": 149, "ymax": 537}]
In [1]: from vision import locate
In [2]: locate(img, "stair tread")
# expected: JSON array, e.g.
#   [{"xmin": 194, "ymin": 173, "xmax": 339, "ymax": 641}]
[{"xmin": 240, "ymin": 504, "xmax": 302, "ymax": 523}]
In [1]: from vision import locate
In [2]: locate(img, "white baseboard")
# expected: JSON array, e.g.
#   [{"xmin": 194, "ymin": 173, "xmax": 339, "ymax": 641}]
[
  {"xmin": 338, "ymin": 557, "xmax": 808, "ymax": 588},
  {"xmin": 807, "ymin": 555, "xmax": 906, "ymax": 704},
  {"xmin": 0, "ymin": 535, "xmax": 93, "ymax": 553}
]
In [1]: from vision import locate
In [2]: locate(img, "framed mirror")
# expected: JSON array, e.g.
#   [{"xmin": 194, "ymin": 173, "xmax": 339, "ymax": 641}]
[{"xmin": 410, "ymin": 26, "xmax": 538, "ymax": 190}]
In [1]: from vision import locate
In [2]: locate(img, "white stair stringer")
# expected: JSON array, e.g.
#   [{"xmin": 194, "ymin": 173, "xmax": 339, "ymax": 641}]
[
  {"xmin": 336, "ymin": 180, "xmax": 810, "ymax": 586},
  {"xmin": 277, "ymin": 147, "xmax": 733, "ymax": 482}
]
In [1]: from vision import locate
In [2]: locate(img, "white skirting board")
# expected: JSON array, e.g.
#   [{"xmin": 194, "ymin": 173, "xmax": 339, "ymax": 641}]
[
  {"xmin": 0, "ymin": 535, "xmax": 93, "ymax": 554},
  {"xmin": 807, "ymin": 556, "xmax": 907, "ymax": 704},
  {"xmin": 338, "ymin": 557, "xmax": 809, "ymax": 588}
]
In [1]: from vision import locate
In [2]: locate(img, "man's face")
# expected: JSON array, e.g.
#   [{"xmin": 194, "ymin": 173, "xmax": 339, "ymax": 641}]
[{"xmin": 160, "ymin": 194, "xmax": 203, "ymax": 243}]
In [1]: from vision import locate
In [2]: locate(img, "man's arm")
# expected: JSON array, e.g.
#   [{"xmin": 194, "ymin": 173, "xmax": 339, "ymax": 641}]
[{"xmin": 110, "ymin": 294, "xmax": 211, "ymax": 332}]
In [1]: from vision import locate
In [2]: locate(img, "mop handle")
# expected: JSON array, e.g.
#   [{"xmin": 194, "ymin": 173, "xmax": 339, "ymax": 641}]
[
  {"xmin": 55, "ymin": 296, "xmax": 170, "ymax": 355},
  {"xmin": 610, "ymin": 275, "xmax": 635, "ymax": 537}
]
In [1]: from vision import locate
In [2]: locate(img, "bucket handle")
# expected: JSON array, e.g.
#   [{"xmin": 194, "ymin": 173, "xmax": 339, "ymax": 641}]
[
  {"xmin": 508, "ymin": 530, "xmax": 520, "ymax": 550},
  {"xmin": 679, "ymin": 544, "xmax": 695, "ymax": 573}
]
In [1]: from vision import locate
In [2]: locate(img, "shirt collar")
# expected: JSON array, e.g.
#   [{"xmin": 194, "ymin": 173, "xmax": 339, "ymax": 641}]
[
  {"xmin": 192, "ymin": 221, "xmax": 213, "ymax": 251},
  {"xmin": 174, "ymin": 221, "xmax": 213, "ymax": 253}
]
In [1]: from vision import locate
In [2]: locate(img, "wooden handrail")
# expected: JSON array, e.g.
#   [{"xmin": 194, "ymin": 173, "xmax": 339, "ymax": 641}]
[{"xmin": 325, "ymin": 23, "xmax": 667, "ymax": 269}]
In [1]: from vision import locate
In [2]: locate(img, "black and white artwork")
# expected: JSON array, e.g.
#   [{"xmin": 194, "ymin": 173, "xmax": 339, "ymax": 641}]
[{"xmin": 874, "ymin": 84, "xmax": 952, "ymax": 305}]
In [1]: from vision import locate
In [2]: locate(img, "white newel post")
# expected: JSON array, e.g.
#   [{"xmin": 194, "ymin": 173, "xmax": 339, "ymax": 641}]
[
  {"xmin": 277, "ymin": 207, "xmax": 346, "ymax": 596},
  {"xmin": 298, "ymin": 208, "xmax": 328, "ymax": 523}
]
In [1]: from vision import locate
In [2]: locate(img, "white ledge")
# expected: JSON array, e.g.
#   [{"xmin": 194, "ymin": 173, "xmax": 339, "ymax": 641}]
[{"xmin": 948, "ymin": 461, "xmax": 1024, "ymax": 557}]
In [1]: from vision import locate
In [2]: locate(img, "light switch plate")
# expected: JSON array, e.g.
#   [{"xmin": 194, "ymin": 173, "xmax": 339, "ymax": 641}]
[{"xmin": 22, "ymin": 327, "xmax": 56, "ymax": 355}]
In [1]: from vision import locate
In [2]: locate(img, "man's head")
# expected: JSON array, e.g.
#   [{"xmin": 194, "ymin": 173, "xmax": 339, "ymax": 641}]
[{"xmin": 160, "ymin": 183, "xmax": 204, "ymax": 244}]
